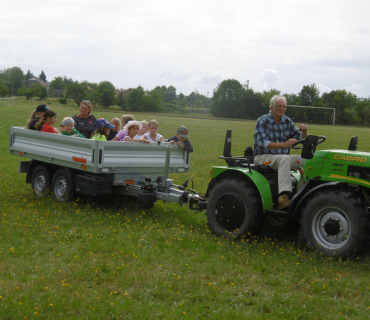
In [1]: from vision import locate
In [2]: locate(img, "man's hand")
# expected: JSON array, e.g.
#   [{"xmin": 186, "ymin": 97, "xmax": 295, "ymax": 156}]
[
  {"xmin": 284, "ymin": 139, "xmax": 298, "ymax": 148},
  {"xmin": 299, "ymin": 124, "xmax": 308, "ymax": 138}
]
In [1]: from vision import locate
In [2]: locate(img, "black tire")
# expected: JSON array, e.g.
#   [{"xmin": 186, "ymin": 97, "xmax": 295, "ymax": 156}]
[
  {"xmin": 51, "ymin": 169, "xmax": 74, "ymax": 202},
  {"xmin": 31, "ymin": 165, "xmax": 51, "ymax": 197},
  {"xmin": 207, "ymin": 178, "xmax": 263, "ymax": 239},
  {"xmin": 301, "ymin": 189, "xmax": 370, "ymax": 258}
]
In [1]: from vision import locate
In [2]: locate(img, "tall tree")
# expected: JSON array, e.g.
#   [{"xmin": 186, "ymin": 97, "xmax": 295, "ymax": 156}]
[
  {"xmin": 211, "ymin": 79, "xmax": 244, "ymax": 118},
  {"xmin": 165, "ymin": 85, "xmax": 176, "ymax": 102},
  {"xmin": 0, "ymin": 82, "xmax": 9, "ymax": 97},
  {"xmin": 39, "ymin": 70, "xmax": 47, "ymax": 82},
  {"xmin": 25, "ymin": 69, "xmax": 34, "ymax": 80},
  {"xmin": 354, "ymin": 98, "xmax": 370, "ymax": 126},
  {"xmin": 66, "ymin": 82, "xmax": 88, "ymax": 105},
  {"xmin": 97, "ymin": 81, "xmax": 116, "ymax": 108},
  {"xmin": 50, "ymin": 77, "xmax": 66, "ymax": 90}
]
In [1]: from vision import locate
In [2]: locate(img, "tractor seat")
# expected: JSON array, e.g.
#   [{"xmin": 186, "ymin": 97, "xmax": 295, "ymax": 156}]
[{"xmin": 236, "ymin": 157, "xmax": 278, "ymax": 174}]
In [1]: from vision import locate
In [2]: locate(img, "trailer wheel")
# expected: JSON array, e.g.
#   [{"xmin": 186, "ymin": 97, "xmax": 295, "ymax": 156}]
[
  {"xmin": 52, "ymin": 169, "xmax": 74, "ymax": 202},
  {"xmin": 207, "ymin": 178, "xmax": 263, "ymax": 239},
  {"xmin": 32, "ymin": 165, "xmax": 51, "ymax": 197},
  {"xmin": 301, "ymin": 190, "xmax": 370, "ymax": 258}
]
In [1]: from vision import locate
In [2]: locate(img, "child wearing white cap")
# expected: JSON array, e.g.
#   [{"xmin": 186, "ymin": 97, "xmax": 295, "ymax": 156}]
[{"xmin": 124, "ymin": 121, "xmax": 150, "ymax": 143}]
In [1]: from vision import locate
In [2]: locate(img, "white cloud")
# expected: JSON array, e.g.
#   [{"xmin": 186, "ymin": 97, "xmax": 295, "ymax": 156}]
[
  {"xmin": 1, "ymin": 0, "xmax": 370, "ymax": 96},
  {"xmin": 251, "ymin": 69, "xmax": 285, "ymax": 92}
]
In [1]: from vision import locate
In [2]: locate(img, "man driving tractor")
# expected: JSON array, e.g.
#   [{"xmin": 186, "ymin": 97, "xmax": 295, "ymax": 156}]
[{"xmin": 253, "ymin": 95, "xmax": 308, "ymax": 209}]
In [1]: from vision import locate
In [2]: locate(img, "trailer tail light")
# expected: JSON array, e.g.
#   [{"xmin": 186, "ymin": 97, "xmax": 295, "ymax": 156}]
[
  {"xmin": 82, "ymin": 165, "xmax": 87, "ymax": 170},
  {"xmin": 126, "ymin": 180, "xmax": 135, "ymax": 185},
  {"xmin": 19, "ymin": 152, "xmax": 24, "ymax": 155},
  {"xmin": 210, "ymin": 169, "xmax": 212, "ymax": 176}
]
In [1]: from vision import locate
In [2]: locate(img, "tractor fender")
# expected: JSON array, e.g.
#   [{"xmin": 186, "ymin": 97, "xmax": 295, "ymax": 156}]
[
  {"xmin": 206, "ymin": 168, "xmax": 274, "ymax": 212},
  {"xmin": 292, "ymin": 181, "xmax": 348, "ymax": 219}
]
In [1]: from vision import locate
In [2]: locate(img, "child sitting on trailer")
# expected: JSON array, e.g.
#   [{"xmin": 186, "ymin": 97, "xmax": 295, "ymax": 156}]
[
  {"xmin": 61, "ymin": 117, "xmax": 85, "ymax": 138},
  {"xmin": 35, "ymin": 110, "xmax": 61, "ymax": 134},
  {"xmin": 124, "ymin": 121, "xmax": 150, "ymax": 143},
  {"xmin": 142, "ymin": 119, "xmax": 164, "ymax": 142},
  {"xmin": 134, "ymin": 120, "xmax": 149, "ymax": 139},
  {"xmin": 107, "ymin": 117, "xmax": 122, "ymax": 141},
  {"xmin": 112, "ymin": 115, "xmax": 134, "ymax": 141},
  {"xmin": 91, "ymin": 118, "xmax": 115, "ymax": 141},
  {"xmin": 168, "ymin": 125, "xmax": 193, "ymax": 152}
]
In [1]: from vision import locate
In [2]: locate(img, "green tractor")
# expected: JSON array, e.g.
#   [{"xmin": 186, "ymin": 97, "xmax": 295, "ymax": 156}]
[{"xmin": 205, "ymin": 130, "xmax": 370, "ymax": 258}]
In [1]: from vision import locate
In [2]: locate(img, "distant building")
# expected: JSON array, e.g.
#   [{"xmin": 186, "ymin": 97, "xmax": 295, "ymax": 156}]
[
  {"xmin": 25, "ymin": 77, "xmax": 50, "ymax": 89},
  {"xmin": 25, "ymin": 77, "xmax": 66, "ymax": 97}
]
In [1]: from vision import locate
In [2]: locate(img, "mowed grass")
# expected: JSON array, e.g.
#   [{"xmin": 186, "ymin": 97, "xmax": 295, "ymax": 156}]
[{"xmin": 2, "ymin": 99, "xmax": 370, "ymax": 319}]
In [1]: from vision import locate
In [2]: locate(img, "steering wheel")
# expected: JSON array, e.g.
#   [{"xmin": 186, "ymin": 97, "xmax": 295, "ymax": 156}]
[{"xmin": 291, "ymin": 135, "xmax": 326, "ymax": 150}]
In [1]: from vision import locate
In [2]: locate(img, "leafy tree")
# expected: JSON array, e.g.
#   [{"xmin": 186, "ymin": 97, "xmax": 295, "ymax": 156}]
[
  {"xmin": 0, "ymin": 67, "xmax": 24, "ymax": 94},
  {"xmin": 126, "ymin": 86, "xmax": 145, "ymax": 111},
  {"xmin": 116, "ymin": 90, "xmax": 126, "ymax": 109},
  {"xmin": 180, "ymin": 97, "xmax": 188, "ymax": 108},
  {"xmin": 17, "ymin": 86, "xmax": 34, "ymax": 100},
  {"xmin": 243, "ymin": 88, "xmax": 265, "ymax": 120},
  {"xmin": 39, "ymin": 70, "xmax": 47, "ymax": 82},
  {"xmin": 298, "ymin": 84, "xmax": 320, "ymax": 106},
  {"xmin": 87, "ymin": 89, "xmax": 99, "ymax": 107},
  {"xmin": 144, "ymin": 88, "xmax": 164, "ymax": 112},
  {"xmin": 50, "ymin": 77, "xmax": 66, "ymax": 90},
  {"xmin": 165, "ymin": 85, "xmax": 176, "ymax": 102},
  {"xmin": 211, "ymin": 79, "xmax": 244, "ymax": 118},
  {"xmin": 323, "ymin": 89, "xmax": 357, "ymax": 125},
  {"xmin": 354, "ymin": 98, "xmax": 370, "ymax": 126},
  {"xmin": 32, "ymin": 84, "xmax": 43, "ymax": 100},
  {"xmin": 25, "ymin": 69, "xmax": 34, "ymax": 80},
  {"xmin": 62, "ymin": 76, "xmax": 74, "ymax": 86},
  {"xmin": 97, "ymin": 81, "xmax": 116, "ymax": 108},
  {"xmin": 179, "ymin": 93, "xmax": 184, "ymax": 101},
  {"xmin": 194, "ymin": 99, "xmax": 204, "ymax": 109},
  {"xmin": 0, "ymin": 82, "xmax": 9, "ymax": 97},
  {"xmin": 66, "ymin": 82, "xmax": 88, "ymax": 105}
]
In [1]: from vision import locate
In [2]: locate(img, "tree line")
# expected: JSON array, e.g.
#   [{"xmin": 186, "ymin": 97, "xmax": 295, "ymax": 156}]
[
  {"xmin": 0, "ymin": 67, "xmax": 210, "ymax": 114},
  {"xmin": 211, "ymin": 80, "xmax": 370, "ymax": 126},
  {"xmin": 1, "ymin": 66, "xmax": 369, "ymax": 126}
]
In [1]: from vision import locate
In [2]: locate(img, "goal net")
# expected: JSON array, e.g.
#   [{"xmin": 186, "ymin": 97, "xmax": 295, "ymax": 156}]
[{"xmin": 286, "ymin": 105, "xmax": 336, "ymax": 125}]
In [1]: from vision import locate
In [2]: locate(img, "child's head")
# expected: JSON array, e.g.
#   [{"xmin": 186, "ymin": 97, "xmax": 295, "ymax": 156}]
[
  {"xmin": 62, "ymin": 117, "xmax": 75, "ymax": 134},
  {"xmin": 35, "ymin": 110, "xmax": 57, "ymax": 130},
  {"xmin": 111, "ymin": 118, "xmax": 122, "ymax": 131},
  {"xmin": 148, "ymin": 119, "xmax": 159, "ymax": 135},
  {"xmin": 121, "ymin": 115, "xmax": 134, "ymax": 126},
  {"xmin": 124, "ymin": 120, "xmax": 142, "ymax": 137},
  {"xmin": 176, "ymin": 125, "xmax": 190, "ymax": 142},
  {"xmin": 140, "ymin": 120, "xmax": 148, "ymax": 133},
  {"xmin": 94, "ymin": 118, "xmax": 115, "ymax": 137}
]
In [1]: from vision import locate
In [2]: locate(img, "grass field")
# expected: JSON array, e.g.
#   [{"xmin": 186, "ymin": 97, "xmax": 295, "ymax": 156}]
[{"xmin": 2, "ymin": 99, "xmax": 370, "ymax": 319}]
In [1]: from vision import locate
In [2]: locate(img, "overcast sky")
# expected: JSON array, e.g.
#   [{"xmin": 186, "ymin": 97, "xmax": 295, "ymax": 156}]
[{"xmin": 1, "ymin": 0, "xmax": 369, "ymax": 97}]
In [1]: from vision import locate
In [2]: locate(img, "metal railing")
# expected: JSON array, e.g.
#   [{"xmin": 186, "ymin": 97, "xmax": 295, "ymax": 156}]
[{"xmin": 0, "ymin": 97, "xmax": 16, "ymax": 106}]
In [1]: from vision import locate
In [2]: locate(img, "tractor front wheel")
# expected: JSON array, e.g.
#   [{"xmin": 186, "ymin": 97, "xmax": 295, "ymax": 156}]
[
  {"xmin": 207, "ymin": 178, "xmax": 263, "ymax": 239},
  {"xmin": 301, "ymin": 190, "xmax": 370, "ymax": 258}
]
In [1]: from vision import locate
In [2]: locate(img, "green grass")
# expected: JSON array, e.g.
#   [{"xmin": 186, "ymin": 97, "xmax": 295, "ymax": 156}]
[{"xmin": 2, "ymin": 99, "xmax": 370, "ymax": 319}]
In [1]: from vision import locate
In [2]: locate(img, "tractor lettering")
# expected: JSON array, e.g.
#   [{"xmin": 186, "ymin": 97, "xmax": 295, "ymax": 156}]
[
  {"xmin": 334, "ymin": 155, "xmax": 340, "ymax": 160},
  {"xmin": 346, "ymin": 156, "xmax": 352, "ymax": 161},
  {"xmin": 361, "ymin": 158, "xmax": 368, "ymax": 163},
  {"xmin": 352, "ymin": 157, "xmax": 359, "ymax": 161},
  {"xmin": 340, "ymin": 156, "xmax": 346, "ymax": 160}
]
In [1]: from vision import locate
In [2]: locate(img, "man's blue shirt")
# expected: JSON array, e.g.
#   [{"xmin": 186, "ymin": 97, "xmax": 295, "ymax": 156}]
[{"xmin": 253, "ymin": 113, "xmax": 302, "ymax": 155}]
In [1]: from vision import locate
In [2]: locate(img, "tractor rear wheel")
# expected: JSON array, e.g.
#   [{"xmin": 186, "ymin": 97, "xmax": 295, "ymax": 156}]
[
  {"xmin": 207, "ymin": 178, "xmax": 263, "ymax": 239},
  {"xmin": 301, "ymin": 189, "xmax": 370, "ymax": 258}
]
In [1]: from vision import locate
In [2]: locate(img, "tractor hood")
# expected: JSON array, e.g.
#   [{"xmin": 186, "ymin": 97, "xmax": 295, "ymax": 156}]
[{"xmin": 305, "ymin": 149, "xmax": 370, "ymax": 188}]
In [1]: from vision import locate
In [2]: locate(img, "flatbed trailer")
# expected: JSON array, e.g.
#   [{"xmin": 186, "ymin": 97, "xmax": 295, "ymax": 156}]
[{"xmin": 9, "ymin": 127, "xmax": 205, "ymax": 210}]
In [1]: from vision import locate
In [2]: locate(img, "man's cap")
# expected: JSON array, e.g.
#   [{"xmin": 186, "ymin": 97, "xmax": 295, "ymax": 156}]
[
  {"xmin": 177, "ymin": 125, "xmax": 189, "ymax": 138},
  {"xmin": 123, "ymin": 120, "xmax": 142, "ymax": 131},
  {"xmin": 36, "ymin": 104, "xmax": 49, "ymax": 113},
  {"xmin": 96, "ymin": 118, "xmax": 115, "ymax": 129}
]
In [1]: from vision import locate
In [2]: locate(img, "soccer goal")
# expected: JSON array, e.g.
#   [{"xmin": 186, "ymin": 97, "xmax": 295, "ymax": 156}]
[{"xmin": 287, "ymin": 105, "xmax": 336, "ymax": 125}]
